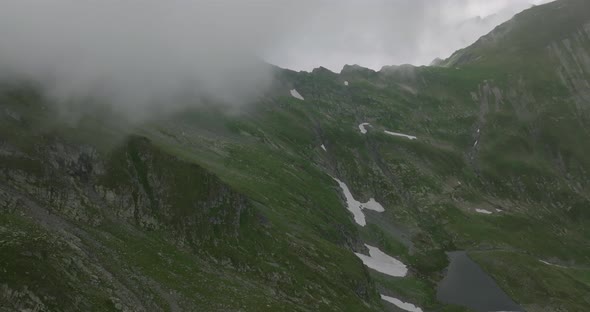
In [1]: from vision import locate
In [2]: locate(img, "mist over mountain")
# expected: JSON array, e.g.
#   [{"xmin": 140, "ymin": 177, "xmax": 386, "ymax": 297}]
[
  {"xmin": 0, "ymin": 1, "xmax": 301, "ymax": 120},
  {"xmin": 0, "ymin": 0, "xmax": 553, "ymax": 121},
  {"xmin": 265, "ymin": 0, "xmax": 555, "ymax": 70},
  {"xmin": 2, "ymin": 0, "xmax": 590, "ymax": 311}
]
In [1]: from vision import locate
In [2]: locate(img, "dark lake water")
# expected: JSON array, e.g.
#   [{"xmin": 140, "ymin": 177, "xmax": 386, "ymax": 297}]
[{"xmin": 436, "ymin": 251, "xmax": 522, "ymax": 312}]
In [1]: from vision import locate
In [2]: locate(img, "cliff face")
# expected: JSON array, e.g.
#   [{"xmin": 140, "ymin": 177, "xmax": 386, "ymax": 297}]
[
  {"xmin": 2, "ymin": 135, "xmax": 248, "ymax": 242},
  {"xmin": 548, "ymin": 21, "xmax": 590, "ymax": 109},
  {"xmin": 0, "ymin": 133, "xmax": 254, "ymax": 311}
]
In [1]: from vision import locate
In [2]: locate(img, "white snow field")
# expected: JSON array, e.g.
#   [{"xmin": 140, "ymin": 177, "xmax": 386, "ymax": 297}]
[
  {"xmin": 333, "ymin": 178, "xmax": 384, "ymax": 226},
  {"xmin": 359, "ymin": 123, "xmax": 371, "ymax": 134},
  {"xmin": 354, "ymin": 244, "xmax": 408, "ymax": 277},
  {"xmin": 384, "ymin": 130, "xmax": 417, "ymax": 140},
  {"xmin": 380, "ymin": 295, "xmax": 423, "ymax": 312},
  {"xmin": 290, "ymin": 89, "xmax": 304, "ymax": 100}
]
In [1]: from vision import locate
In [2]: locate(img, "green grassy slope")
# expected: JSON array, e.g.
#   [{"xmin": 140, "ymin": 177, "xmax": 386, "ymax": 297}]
[{"xmin": 2, "ymin": 0, "xmax": 590, "ymax": 311}]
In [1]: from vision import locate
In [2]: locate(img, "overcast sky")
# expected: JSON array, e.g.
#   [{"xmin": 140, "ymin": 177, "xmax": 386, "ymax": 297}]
[
  {"xmin": 265, "ymin": 0, "xmax": 554, "ymax": 71},
  {"xmin": 0, "ymin": 0, "xmax": 554, "ymax": 119}
]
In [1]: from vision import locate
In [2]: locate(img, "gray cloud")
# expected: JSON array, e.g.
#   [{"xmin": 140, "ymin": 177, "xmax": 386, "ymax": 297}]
[
  {"xmin": 0, "ymin": 0, "xmax": 553, "ymax": 120},
  {"xmin": 0, "ymin": 0, "xmax": 305, "ymax": 120},
  {"xmin": 265, "ymin": 0, "xmax": 554, "ymax": 71}
]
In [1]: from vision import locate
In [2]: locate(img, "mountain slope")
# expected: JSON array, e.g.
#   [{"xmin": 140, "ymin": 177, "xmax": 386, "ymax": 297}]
[
  {"xmin": 2, "ymin": 0, "xmax": 590, "ymax": 311},
  {"xmin": 444, "ymin": 0, "xmax": 590, "ymax": 68}
]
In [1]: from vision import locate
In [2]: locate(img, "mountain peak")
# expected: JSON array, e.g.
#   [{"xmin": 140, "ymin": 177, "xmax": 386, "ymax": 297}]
[{"xmin": 442, "ymin": 0, "xmax": 590, "ymax": 68}]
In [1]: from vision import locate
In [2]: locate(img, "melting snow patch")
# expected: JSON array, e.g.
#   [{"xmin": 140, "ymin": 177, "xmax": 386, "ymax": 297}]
[
  {"xmin": 333, "ymin": 178, "xmax": 384, "ymax": 226},
  {"xmin": 359, "ymin": 123, "xmax": 371, "ymax": 134},
  {"xmin": 473, "ymin": 140, "xmax": 479, "ymax": 147},
  {"xmin": 384, "ymin": 130, "xmax": 417, "ymax": 140},
  {"xmin": 380, "ymin": 295, "xmax": 423, "ymax": 312},
  {"xmin": 539, "ymin": 260, "xmax": 567, "ymax": 268},
  {"xmin": 355, "ymin": 244, "xmax": 407, "ymax": 277},
  {"xmin": 362, "ymin": 198, "xmax": 385, "ymax": 212},
  {"xmin": 539, "ymin": 260, "xmax": 554, "ymax": 266},
  {"xmin": 475, "ymin": 209, "xmax": 493, "ymax": 215},
  {"xmin": 321, "ymin": 144, "xmax": 327, "ymax": 152},
  {"xmin": 344, "ymin": 81, "xmax": 349, "ymax": 86},
  {"xmin": 290, "ymin": 89, "xmax": 304, "ymax": 100}
]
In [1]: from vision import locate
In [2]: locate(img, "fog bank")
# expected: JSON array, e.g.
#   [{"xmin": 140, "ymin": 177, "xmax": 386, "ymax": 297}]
[
  {"xmin": 0, "ymin": 1, "xmax": 303, "ymax": 120},
  {"xmin": 0, "ymin": 0, "xmax": 554, "ymax": 120}
]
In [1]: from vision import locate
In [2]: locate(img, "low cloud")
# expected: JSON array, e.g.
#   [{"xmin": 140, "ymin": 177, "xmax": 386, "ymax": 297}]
[
  {"xmin": 0, "ymin": 0, "xmax": 304, "ymax": 120},
  {"xmin": 265, "ymin": 0, "xmax": 554, "ymax": 71},
  {"xmin": 0, "ymin": 0, "xmax": 554, "ymax": 121}
]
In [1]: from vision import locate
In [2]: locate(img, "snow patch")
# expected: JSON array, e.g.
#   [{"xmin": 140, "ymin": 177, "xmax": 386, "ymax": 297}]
[
  {"xmin": 290, "ymin": 89, "xmax": 304, "ymax": 100},
  {"xmin": 539, "ymin": 260, "xmax": 567, "ymax": 268},
  {"xmin": 475, "ymin": 209, "xmax": 493, "ymax": 215},
  {"xmin": 473, "ymin": 140, "xmax": 479, "ymax": 147},
  {"xmin": 355, "ymin": 244, "xmax": 407, "ymax": 277},
  {"xmin": 321, "ymin": 144, "xmax": 327, "ymax": 151},
  {"xmin": 380, "ymin": 295, "xmax": 423, "ymax": 312},
  {"xmin": 362, "ymin": 198, "xmax": 385, "ymax": 212},
  {"xmin": 344, "ymin": 81, "xmax": 349, "ymax": 86},
  {"xmin": 333, "ymin": 178, "xmax": 384, "ymax": 226},
  {"xmin": 359, "ymin": 123, "xmax": 371, "ymax": 134},
  {"xmin": 384, "ymin": 130, "xmax": 417, "ymax": 140}
]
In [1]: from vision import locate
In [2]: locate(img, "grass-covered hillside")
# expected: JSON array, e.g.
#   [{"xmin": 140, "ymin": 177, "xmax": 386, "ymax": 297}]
[{"xmin": 2, "ymin": 0, "xmax": 590, "ymax": 311}]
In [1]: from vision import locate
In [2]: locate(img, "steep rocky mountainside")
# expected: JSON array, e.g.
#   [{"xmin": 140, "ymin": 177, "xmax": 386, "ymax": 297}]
[
  {"xmin": 0, "ymin": 91, "xmax": 377, "ymax": 311},
  {"xmin": 2, "ymin": 0, "xmax": 590, "ymax": 311}
]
